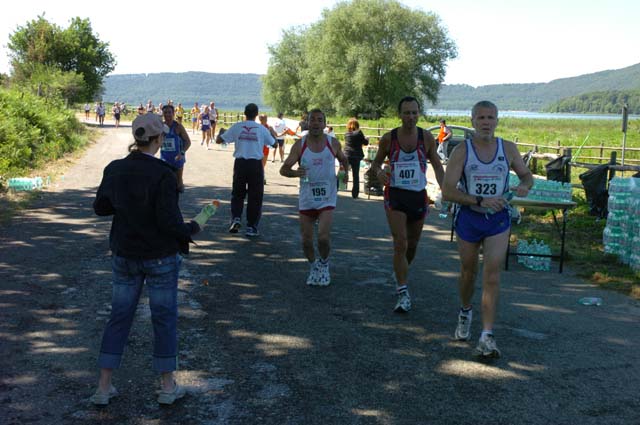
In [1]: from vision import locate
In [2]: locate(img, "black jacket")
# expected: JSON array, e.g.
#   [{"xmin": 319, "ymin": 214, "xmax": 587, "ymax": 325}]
[
  {"xmin": 94, "ymin": 151, "xmax": 198, "ymax": 259},
  {"xmin": 344, "ymin": 130, "xmax": 369, "ymax": 160}
]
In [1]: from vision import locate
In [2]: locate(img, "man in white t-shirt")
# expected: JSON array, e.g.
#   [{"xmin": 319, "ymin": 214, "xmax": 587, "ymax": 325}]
[
  {"xmin": 279, "ymin": 109, "xmax": 349, "ymax": 286},
  {"xmin": 271, "ymin": 112, "xmax": 287, "ymax": 163},
  {"xmin": 217, "ymin": 103, "xmax": 275, "ymax": 237}
]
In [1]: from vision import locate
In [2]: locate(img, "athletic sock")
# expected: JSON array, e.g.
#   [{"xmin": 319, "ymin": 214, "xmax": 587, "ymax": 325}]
[
  {"xmin": 460, "ymin": 306, "xmax": 472, "ymax": 315},
  {"xmin": 396, "ymin": 285, "xmax": 408, "ymax": 295},
  {"xmin": 480, "ymin": 330, "xmax": 493, "ymax": 340}
]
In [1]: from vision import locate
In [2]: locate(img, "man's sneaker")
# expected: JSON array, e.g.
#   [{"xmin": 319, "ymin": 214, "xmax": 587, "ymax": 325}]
[
  {"xmin": 394, "ymin": 291, "xmax": 411, "ymax": 313},
  {"xmin": 245, "ymin": 226, "xmax": 260, "ymax": 237},
  {"xmin": 316, "ymin": 260, "xmax": 331, "ymax": 286},
  {"xmin": 454, "ymin": 309, "xmax": 473, "ymax": 341},
  {"xmin": 228, "ymin": 218, "xmax": 241, "ymax": 233},
  {"xmin": 306, "ymin": 260, "xmax": 320, "ymax": 285},
  {"xmin": 474, "ymin": 334, "xmax": 501, "ymax": 358}
]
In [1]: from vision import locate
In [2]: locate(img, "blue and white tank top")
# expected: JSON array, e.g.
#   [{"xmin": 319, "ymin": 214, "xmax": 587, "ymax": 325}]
[
  {"xmin": 298, "ymin": 136, "xmax": 337, "ymax": 211},
  {"xmin": 160, "ymin": 122, "xmax": 184, "ymax": 165},
  {"xmin": 460, "ymin": 138, "xmax": 510, "ymax": 213},
  {"xmin": 389, "ymin": 128, "xmax": 428, "ymax": 192}
]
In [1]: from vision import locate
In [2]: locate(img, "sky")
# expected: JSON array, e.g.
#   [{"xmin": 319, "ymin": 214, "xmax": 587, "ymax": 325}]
[{"xmin": 0, "ymin": 0, "xmax": 638, "ymax": 87}]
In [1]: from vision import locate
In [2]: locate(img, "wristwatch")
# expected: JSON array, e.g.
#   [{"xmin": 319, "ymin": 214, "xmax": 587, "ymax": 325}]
[{"xmin": 475, "ymin": 196, "xmax": 484, "ymax": 207}]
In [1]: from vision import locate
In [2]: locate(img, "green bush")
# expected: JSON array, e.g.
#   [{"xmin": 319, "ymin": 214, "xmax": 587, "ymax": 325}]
[{"xmin": 0, "ymin": 87, "xmax": 86, "ymax": 184}]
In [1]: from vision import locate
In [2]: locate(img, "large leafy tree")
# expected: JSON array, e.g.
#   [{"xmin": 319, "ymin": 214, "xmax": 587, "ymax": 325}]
[
  {"xmin": 263, "ymin": 0, "xmax": 457, "ymax": 117},
  {"xmin": 7, "ymin": 15, "xmax": 115, "ymax": 102}
]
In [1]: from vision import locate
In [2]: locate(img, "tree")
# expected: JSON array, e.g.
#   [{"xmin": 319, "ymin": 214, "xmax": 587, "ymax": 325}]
[
  {"xmin": 262, "ymin": 0, "xmax": 457, "ymax": 117},
  {"xmin": 7, "ymin": 15, "xmax": 115, "ymax": 102}
]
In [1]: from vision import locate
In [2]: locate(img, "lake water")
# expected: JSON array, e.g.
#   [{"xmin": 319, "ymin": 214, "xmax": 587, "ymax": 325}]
[{"xmin": 427, "ymin": 109, "xmax": 638, "ymax": 121}]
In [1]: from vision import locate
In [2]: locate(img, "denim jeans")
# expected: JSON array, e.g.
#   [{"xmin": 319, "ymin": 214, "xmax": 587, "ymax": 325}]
[{"xmin": 98, "ymin": 254, "xmax": 181, "ymax": 372}]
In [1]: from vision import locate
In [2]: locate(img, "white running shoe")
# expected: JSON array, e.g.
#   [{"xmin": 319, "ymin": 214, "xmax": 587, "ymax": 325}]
[
  {"xmin": 474, "ymin": 334, "xmax": 501, "ymax": 358},
  {"xmin": 228, "ymin": 217, "xmax": 241, "ymax": 233},
  {"xmin": 454, "ymin": 309, "xmax": 473, "ymax": 341},
  {"xmin": 306, "ymin": 260, "xmax": 320, "ymax": 285},
  {"xmin": 316, "ymin": 260, "xmax": 331, "ymax": 286},
  {"xmin": 394, "ymin": 292, "xmax": 411, "ymax": 313}
]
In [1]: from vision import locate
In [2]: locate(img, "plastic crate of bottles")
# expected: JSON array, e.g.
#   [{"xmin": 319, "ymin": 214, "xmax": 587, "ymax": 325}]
[{"xmin": 603, "ymin": 177, "xmax": 640, "ymax": 270}]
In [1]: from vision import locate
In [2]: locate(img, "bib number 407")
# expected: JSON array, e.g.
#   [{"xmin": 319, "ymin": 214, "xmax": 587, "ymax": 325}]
[{"xmin": 399, "ymin": 169, "xmax": 415, "ymax": 179}]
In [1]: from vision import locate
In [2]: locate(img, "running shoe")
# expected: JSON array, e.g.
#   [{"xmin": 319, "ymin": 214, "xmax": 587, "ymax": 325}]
[
  {"xmin": 316, "ymin": 260, "xmax": 331, "ymax": 286},
  {"xmin": 394, "ymin": 291, "xmax": 411, "ymax": 313},
  {"xmin": 306, "ymin": 260, "xmax": 320, "ymax": 285},
  {"xmin": 228, "ymin": 218, "xmax": 241, "ymax": 233},
  {"xmin": 245, "ymin": 226, "xmax": 260, "ymax": 237},
  {"xmin": 157, "ymin": 382, "xmax": 186, "ymax": 405},
  {"xmin": 454, "ymin": 309, "xmax": 473, "ymax": 341},
  {"xmin": 474, "ymin": 334, "xmax": 501, "ymax": 358}
]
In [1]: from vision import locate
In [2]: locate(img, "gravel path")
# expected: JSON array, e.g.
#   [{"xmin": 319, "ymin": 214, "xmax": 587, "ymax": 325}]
[{"xmin": 1, "ymin": 120, "xmax": 639, "ymax": 425}]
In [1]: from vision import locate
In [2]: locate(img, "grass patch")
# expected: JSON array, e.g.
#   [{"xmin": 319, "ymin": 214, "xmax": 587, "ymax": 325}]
[{"xmin": 0, "ymin": 126, "xmax": 101, "ymax": 225}]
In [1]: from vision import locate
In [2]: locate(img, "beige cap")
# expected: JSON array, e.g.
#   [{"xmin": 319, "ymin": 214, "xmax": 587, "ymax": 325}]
[{"xmin": 132, "ymin": 113, "xmax": 167, "ymax": 141}]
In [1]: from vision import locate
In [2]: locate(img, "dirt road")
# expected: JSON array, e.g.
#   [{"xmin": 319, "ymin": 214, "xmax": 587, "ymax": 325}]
[{"xmin": 1, "ymin": 121, "xmax": 639, "ymax": 424}]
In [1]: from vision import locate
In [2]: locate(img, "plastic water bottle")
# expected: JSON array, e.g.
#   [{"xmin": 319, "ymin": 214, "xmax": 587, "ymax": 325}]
[
  {"xmin": 337, "ymin": 167, "xmax": 347, "ymax": 191},
  {"xmin": 300, "ymin": 158, "xmax": 310, "ymax": 184},
  {"xmin": 578, "ymin": 297, "xmax": 603, "ymax": 306},
  {"xmin": 439, "ymin": 201, "xmax": 449, "ymax": 219},
  {"xmin": 193, "ymin": 200, "xmax": 220, "ymax": 227}
]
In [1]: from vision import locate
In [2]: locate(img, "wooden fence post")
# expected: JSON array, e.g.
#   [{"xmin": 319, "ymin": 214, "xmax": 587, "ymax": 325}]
[
  {"xmin": 599, "ymin": 141, "xmax": 604, "ymax": 163},
  {"xmin": 532, "ymin": 145, "xmax": 538, "ymax": 174},
  {"xmin": 556, "ymin": 139, "xmax": 561, "ymax": 155},
  {"xmin": 563, "ymin": 148, "xmax": 572, "ymax": 183},
  {"xmin": 608, "ymin": 151, "xmax": 617, "ymax": 182}
]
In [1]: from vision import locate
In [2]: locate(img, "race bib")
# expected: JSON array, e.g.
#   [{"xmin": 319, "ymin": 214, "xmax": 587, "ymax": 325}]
[
  {"xmin": 309, "ymin": 181, "xmax": 330, "ymax": 202},
  {"xmin": 470, "ymin": 174, "xmax": 501, "ymax": 195},
  {"xmin": 202, "ymin": 119, "xmax": 210, "ymax": 126},
  {"xmin": 393, "ymin": 161, "xmax": 421, "ymax": 188},
  {"xmin": 162, "ymin": 137, "xmax": 176, "ymax": 151}
]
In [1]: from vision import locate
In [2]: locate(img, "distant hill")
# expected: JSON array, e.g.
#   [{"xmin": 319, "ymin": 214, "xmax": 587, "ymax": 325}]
[
  {"xmin": 545, "ymin": 89, "xmax": 640, "ymax": 114},
  {"xmin": 431, "ymin": 63, "xmax": 640, "ymax": 111},
  {"xmin": 102, "ymin": 72, "xmax": 264, "ymax": 110},
  {"xmin": 103, "ymin": 63, "xmax": 640, "ymax": 113}
]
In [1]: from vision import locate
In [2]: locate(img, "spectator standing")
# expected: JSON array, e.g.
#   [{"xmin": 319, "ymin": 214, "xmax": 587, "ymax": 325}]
[
  {"xmin": 437, "ymin": 119, "xmax": 452, "ymax": 162},
  {"xmin": 343, "ymin": 118, "xmax": 369, "ymax": 199},
  {"xmin": 90, "ymin": 113, "xmax": 201, "ymax": 406},
  {"xmin": 271, "ymin": 112, "xmax": 287, "ymax": 163}
]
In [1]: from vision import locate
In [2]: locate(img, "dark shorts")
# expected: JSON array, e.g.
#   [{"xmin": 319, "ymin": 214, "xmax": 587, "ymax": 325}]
[
  {"xmin": 114, "ymin": 113, "xmax": 120, "ymax": 120},
  {"xmin": 455, "ymin": 207, "xmax": 510, "ymax": 243},
  {"xmin": 274, "ymin": 138, "xmax": 285, "ymax": 147},
  {"xmin": 384, "ymin": 187, "xmax": 428, "ymax": 222}
]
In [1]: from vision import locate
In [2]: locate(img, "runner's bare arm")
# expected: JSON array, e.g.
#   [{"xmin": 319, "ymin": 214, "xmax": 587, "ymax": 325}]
[
  {"xmin": 280, "ymin": 140, "xmax": 304, "ymax": 178},
  {"xmin": 424, "ymin": 131, "xmax": 444, "ymax": 189},
  {"xmin": 332, "ymin": 138, "xmax": 349, "ymax": 183},
  {"xmin": 371, "ymin": 133, "xmax": 391, "ymax": 185},
  {"xmin": 504, "ymin": 140, "xmax": 534, "ymax": 197}
]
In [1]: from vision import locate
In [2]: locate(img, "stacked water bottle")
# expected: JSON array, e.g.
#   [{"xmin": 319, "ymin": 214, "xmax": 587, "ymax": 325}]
[
  {"xmin": 7, "ymin": 176, "xmax": 50, "ymax": 191},
  {"xmin": 603, "ymin": 177, "xmax": 640, "ymax": 271},
  {"xmin": 508, "ymin": 174, "xmax": 572, "ymax": 203},
  {"xmin": 516, "ymin": 239, "xmax": 552, "ymax": 271}
]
